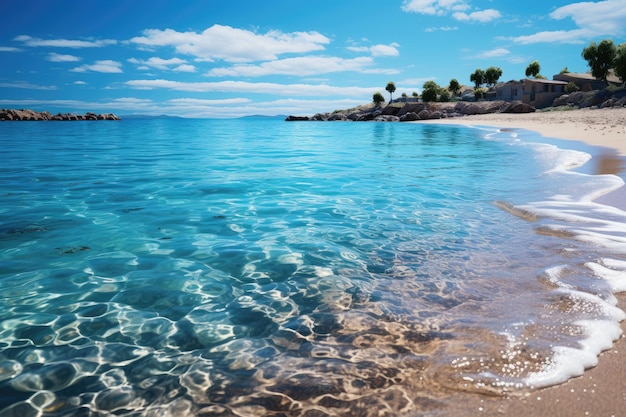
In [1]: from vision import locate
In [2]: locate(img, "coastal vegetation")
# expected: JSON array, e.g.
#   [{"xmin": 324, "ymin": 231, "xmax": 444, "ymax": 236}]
[
  {"xmin": 288, "ymin": 37, "xmax": 626, "ymax": 122},
  {"xmin": 525, "ymin": 61, "xmax": 543, "ymax": 78},
  {"xmin": 374, "ymin": 38, "xmax": 626, "ymax": 108},
  {"xmin": 385, "ymin": 81, "xmax": 396, "ymax": 102}
]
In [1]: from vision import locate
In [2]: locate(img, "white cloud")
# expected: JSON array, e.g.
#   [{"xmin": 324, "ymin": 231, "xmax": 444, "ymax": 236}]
[
  {"xmin": 74, "ymin": 81, "xmax": 87, "ymax": 85},
  {"xmin": 113, "ymin": 97, "xmax": 156, "ymax": 104},
  {"xmin": 370, "ymin": 43, "xmax": 401, "ymax": 57},
  {"xmin": 207, "ymin": 56, "xmax": 374, "ymax": 77},
  {"xmin": 0, "ymin": 81, "xmax": 57, "ymax": 90},
  {"xmin": 425, "ymin": 26, "xmax": 459, "ymax": 32},
  {"xmin": 71, "ymin": 60, "xmax": 123, "ymax": 73},
  {"xmin": 550, "ymin": 0, "xmax": 626, "ymax": 35},
  {"xmin": 347, "ymin": 43, "xmax": 400, "ymax": 57},
  {"xmin": 401, "ymin": 0, "xmax": 470, "ymax": 15},
  {"xmin": 509, "ymin": 0, "xmax": 626, "ymax": 45},
  {"xmin": 476, "ymin": 48, "xmax": 511, "ymax": 59},
  {"xmin": 0, "ymin": 46, "xmax": 22, "ymax": 52},
  {"xmin": 453, "ymin": 9, "xmax": 501, "ymax": 22},
  {"xmin": 47, "ymin": 53, "xmax": 81, "ymax": 62},
  {"xmin": 510, "ymin": 29, "xmax": 594, "ymax": 45},
  {"xmin": 125, "ymin": 78, "xmax": 379, "ymax": 97},
  {"xmin": 0, "ymin": 97, "xmax": 369, "ymax": 118},
  {"xmin": 129, "ymin": 24, "xmax": 330, "ymax": 62},
  {"xmin": 129, "ymin": 57, "xmax": 196, "ymax": 72},
  {"xmin": 402, "ymin": 1, "xmax": 501, "ymax": 23},
  {"xmin": 167, "ymin": 98, "xmax": 252, "ymax": 106},
  {"xmin": 173, "ymin": 64, "xmax": 196, "ymax": 72},
  {"xmin": 14, "ymin": 35, "xmax": 116, "ymax": 48}
]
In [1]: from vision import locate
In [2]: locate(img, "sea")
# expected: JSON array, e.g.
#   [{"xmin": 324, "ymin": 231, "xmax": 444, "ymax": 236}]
[{"xmin": 0, "ymin": 117, "xmax": 625, "ymax": 417}]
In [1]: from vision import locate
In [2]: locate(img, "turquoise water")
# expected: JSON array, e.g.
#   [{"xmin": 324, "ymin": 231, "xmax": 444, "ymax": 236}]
[{"xmin": 1, "ymin": 118, "xmax": 625, "ymax": 416}]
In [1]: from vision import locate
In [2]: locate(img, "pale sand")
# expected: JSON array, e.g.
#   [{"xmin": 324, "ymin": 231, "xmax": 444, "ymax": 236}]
[
  {"xmin": 420, "ymin": 107, "xmax": 626, "ymax": 155},
  {"xmin": 420, "ymin": 107, "xmax": 626, "ymax": 416}
]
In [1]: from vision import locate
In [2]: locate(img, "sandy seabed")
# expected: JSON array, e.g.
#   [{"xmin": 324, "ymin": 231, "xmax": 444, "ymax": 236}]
[{"xmin": 421, "ymin": 107, "xmax": 626, "ymax": 417}]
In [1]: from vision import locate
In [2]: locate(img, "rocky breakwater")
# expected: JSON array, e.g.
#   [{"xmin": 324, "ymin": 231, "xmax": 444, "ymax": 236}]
[
  {"xmin": 286, "ymin": 100, "xmax": 535, "ymax": 122},
  {"xmin": 0, "ymin": 108, "xmax": 120, "ymax": 121}
]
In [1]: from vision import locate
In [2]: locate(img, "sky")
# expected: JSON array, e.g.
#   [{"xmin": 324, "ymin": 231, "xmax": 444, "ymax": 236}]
[{"xmin": 1, "ymin": 0, "xmax": 625, "ymax": 118}]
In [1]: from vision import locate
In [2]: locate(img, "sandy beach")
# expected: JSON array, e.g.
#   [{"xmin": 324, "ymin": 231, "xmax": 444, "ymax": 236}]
[
  {"xmin": 421, "ymin": 107, "xmax": 626, "ymax": 156},
  {"xmin": 422, "ymin": 107, "xmax": 626, "ymax": 417}
]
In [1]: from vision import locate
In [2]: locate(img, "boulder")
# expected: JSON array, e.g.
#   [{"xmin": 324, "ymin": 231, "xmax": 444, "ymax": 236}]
[
  {"xmin": 285, "ymin": 115, "xmax": 310, "ymax": 121},
  {"xmin": 381, "ymin": 105, "xmax": 400, "ymax": 116},
  {"xmin": 396, "ymin": 103, "xmax": 427, "ymax": 117},
  {"xmin": 328, "ymin": 113, "xmax": 347, "ymax": 121},
  {"xmin": 417, "ymin": 110, "xmax": 431, "ymax": 120},
  {"xmin": 500, "ymin": 101, "xmax": 535, "ymax": 113},
  {"xmin": 374, "ymin": 115, "xmax": 400, "ymax": 122},
  {"xmin": 399, "ymin": 112, "xmax": 420, "ymax": 122}
]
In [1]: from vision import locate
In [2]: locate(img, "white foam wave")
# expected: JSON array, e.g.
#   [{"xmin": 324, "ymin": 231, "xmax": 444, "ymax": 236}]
[
  {"xmin": 490, "ymin": 127, "xmax": 626, "ymax": 391},
  {"xmin": 525, "ymin": 318, "xmax": 622, "ymax": 388}
]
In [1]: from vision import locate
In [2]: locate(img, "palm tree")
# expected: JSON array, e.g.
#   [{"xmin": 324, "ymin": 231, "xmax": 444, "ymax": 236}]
[
  {"xmin": 385, "ymin": 81, "xmax": 396, "ymax": 102},
  {"xmin": 525, "ymin": 61, "xmax": 541, "ymax": 78}
]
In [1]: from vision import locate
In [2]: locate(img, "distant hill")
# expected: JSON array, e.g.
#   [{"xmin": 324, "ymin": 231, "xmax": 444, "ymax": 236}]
[{"xmin": 240, "ymin": 114, "xmax": 288, "ymax": 119}]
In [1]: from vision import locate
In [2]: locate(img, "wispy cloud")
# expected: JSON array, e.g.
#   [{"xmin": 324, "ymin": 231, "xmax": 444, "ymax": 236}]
[
  {"xmin": 125, "ymin": 79, "xmax": 380, "ymax": 97},
  {"xmin": 14, "ymin": 35, "xmax": 117, "ymax": 48},
  {"xmin": 401, "ymin": 0, "xmax": 501, "ymax": 23},
  {"xmin": 71, "ymin": 60, "xmax": 123, "ymax": 73},
  {"xmin": 0, "ymin": 46, "xmax": 22, "ymax": 52},
  {"xmin": 0, "ymin": 81, "xmax": 57, "ymax": 90},
  {"xmin": 425, "ymin": 26, "xmax": 459, "ymax": 32},
  {"xmin": 128, "ymin": 57, "xmax": 196, "ymax": 72},
  {"xmin": 347, "ymin": 43, "xmax": 400, "ymax": 57},
  {"xmin": 508, "ymin": 29, "xmax": 594, "ymax": 45},
  {"xmin": 401, "ymin": 0, "xmax": 469, "ymax": 16},
  {"xmin": 129, "ymin": 24, "xmax": 330, "ymax": 63},
  {"xmin": 0, "ymin": 97, "xmax": 369, "ymax": 118},
  {"xmin": 47, "ymin": 52, "xmax": 81, "ymax": 62},
  {"xmin": 453, "ymin": 9, "xmax": 501, "ymax": 23},
  {"xmin": 207, "ymin": 56, "xmax": 375, "ymax": 77},
  {"xmin": 475, "ymin": 48, "xmax": 511, "ymax": 59}
]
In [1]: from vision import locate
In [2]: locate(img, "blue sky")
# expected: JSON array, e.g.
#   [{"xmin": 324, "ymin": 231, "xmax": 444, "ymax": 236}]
[{"xmin": 1, "ymin": 0, "xmax": 625, "ymax": 118}]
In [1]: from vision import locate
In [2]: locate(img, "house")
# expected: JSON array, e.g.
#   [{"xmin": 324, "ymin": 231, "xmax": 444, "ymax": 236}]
[
  {"xmin": 553, "ymin": 71, "xmax": 621, "ymax": 91},
  {"xmin": 495, "ymin": 80, "xmax": 523, "ymax": 101},
  {"xmin": 521, "ymin": 78, "xmax": 568, "ymax": 108},
  {"xmin": 495, "ymin": 78, "xmax": 568, "ymax": 108}
]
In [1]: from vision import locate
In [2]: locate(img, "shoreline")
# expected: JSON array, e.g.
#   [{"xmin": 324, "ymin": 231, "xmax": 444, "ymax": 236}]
[
  {"xmin": 421, "ymin": 107, "xmax": 626, "ymax": 416},
  {"xmin": 418, "ymin": 107, "xmax": 626, "ymax": 156}
]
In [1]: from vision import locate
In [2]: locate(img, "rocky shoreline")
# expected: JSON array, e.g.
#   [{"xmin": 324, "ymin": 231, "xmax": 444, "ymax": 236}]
[
  {"xmin": 286, "ymin": 100, "xmax": 534, "ymax": 122},
  {"xmin": 0, "ymin": 108, "xmax": 120, "ymax": 121},
  {"xmin": 287, "ymin": 88, "xmax": 626, "ymax": 122}
]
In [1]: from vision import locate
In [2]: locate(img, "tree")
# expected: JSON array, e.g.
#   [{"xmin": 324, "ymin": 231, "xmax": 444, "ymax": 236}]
[
  {"xmin": 412, "ymin": 91, "xmax": 419, "ymax": 98},
  {"xmin": 448, "ymin": 78, "xmax": 461, "ymax": 96},
  {"xmin": 613, "ymin": 42, "xmax": 626, "ymax": 85},
  {"xmin": 485, "ymin": 66, "xmax": 503, "ymax": 87},
  {"xmin": 372, "ymin": 91, "xmax": 385, "ymax": 106},
  {"xmin": 385, "ymin": 81, "xmax": 396, "ymax": 102},
  {"xmin": 470, "ymin": 68, "xmax": 485, "ymax": 88},
  {"xmin": 525, "ymin": 61, "xmax": 541, "ymax": 78},
  {"xmin": 421, "ymin": 80, "xmax": 440, "ymax": 102},
  {"xmin": 582, "ymin": 39, "xmax": 616, "ymax": 82},
  {"xmin": 565, "ymin": 82, "xmax": 580, "ymax": 94}
]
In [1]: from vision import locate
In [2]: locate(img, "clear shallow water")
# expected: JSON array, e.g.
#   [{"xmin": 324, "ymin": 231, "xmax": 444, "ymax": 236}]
[{"xmin": 0, "ymin": 118, "xmax": 625, "ymax": 416}]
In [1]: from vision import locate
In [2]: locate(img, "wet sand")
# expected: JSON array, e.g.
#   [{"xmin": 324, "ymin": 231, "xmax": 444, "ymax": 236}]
[{"xmin": 420, "ymin": 107, "xmax": 626, "ymax": 417}]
